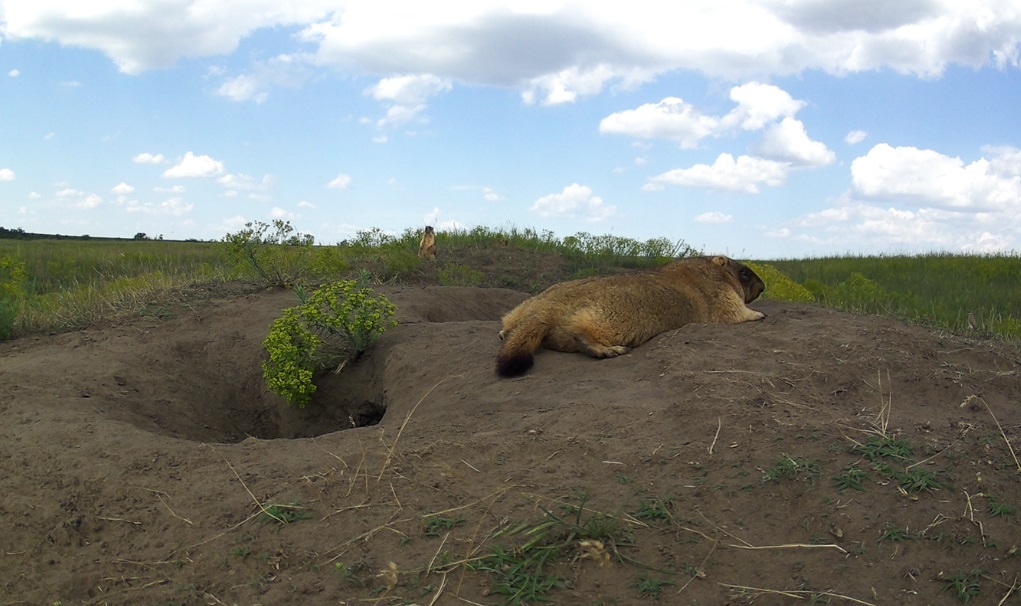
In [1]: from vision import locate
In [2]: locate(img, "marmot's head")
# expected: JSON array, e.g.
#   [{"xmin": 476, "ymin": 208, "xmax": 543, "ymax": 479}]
[
  {"xmin": 712, "ymin": 256, "xmax": 765, "ymax": 303},
  {"xmin": 424, "ymin": 226, "xmax": 434, "ymax": 234}
]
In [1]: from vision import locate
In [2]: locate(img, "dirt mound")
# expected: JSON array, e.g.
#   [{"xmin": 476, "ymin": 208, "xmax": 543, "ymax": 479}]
[{"xmin": 0, "ymin": 285, "xmax": 1019, "ymax": 605}]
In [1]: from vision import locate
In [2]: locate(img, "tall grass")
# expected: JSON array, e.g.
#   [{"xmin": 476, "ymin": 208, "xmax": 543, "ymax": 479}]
[
  {"xmin": 0, "ymin": 239, "xmax": 234, "ymax": 335},
  {"xmin": 767, "ymin": 253, "xmax": 1021, "ymax": 339},
  {"xmin": 0, "ymin": 239, "xmax": 232, "ymax": 296}
]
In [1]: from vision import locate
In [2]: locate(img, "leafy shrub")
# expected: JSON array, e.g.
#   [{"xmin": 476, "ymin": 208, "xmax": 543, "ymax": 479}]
[
  {"xmin": 991, "ymin": 316, "xmax": 1021, "ymax": 340},
  {"xmin": 831, "ymin": 272, "xmax": 889, "ymax": 313},
  {"xmin": 745, "ymin": 263, "xmax": 814, "ymax": 303},
  {"xmin": 378, "ymin": 248, "xmax": 421, "ymax": 282},
  {"xmin": 262, "ymin": 281, "xmax": 399, "ymax": 407},
  {"xmin": 0, "ymin": 255, "xmax": 27, "ymax": 340},
  {"xmin": 801, "ymin": 278, "xmax": 833, "ymax": 301},
  {"xmin": 222, "ymin": 220, "xmax": 346, "ymax": 288}
]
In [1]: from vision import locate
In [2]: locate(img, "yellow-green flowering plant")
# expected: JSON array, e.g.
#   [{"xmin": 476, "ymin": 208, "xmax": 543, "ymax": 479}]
[{"xmin": 262, "ymin": 281, "xmax": 398, "ymax": 407}]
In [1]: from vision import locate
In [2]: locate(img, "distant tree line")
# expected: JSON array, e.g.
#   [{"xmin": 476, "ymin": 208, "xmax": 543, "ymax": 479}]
[{"xmin": 0, "ymin": 227, "xmax": 204, "ymax": 242}]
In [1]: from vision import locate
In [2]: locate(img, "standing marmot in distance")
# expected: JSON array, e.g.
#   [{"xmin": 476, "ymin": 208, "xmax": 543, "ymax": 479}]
[
  {"xmin": 418, "ymin": 226, "xmax": 437, "ymax": 260},
  {"xmin": 496, "ymin": 255, "xmax": 766, "ymax": 377}
]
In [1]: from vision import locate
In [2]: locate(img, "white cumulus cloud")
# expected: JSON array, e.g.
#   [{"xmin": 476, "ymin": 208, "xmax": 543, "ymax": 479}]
[
  {"xmin": 694, "ymin": 211, "xmax": 734, "ymax": 224},
  {"xmin": 124, "ymin": 197, "xmax": 194, "ymax": 216},
  {"xmin": 217, "ymin": 173, "xmax": 274, "ymax": 191},
  {"xmin": 217, "ymin": 53, "xmax": 312, "ymax": 103},
  {"xmin": 753, "ymin": 118, "xmax": 835, "ymax": 167},
  {"xmin": 723, "ymin": 82, "xmax": 805, "ymax": 131},
  {"xmin": 845, "ymin": 130, "xmax": 868, "ymax": 144},
  {"xmin": 366, "ymin": 74, "xmax": 452, "ymax": 129},
  {"xmin": 851, "ymin": 143, "xmax": 1021, "ymax": 210},
  {"xmin": 601, "ymin": 82, "xmax": 818, "ymax": 151},
  {"xmin": 0, "ymin": 168, "xmax": 15, "ymax": 181},
  {"xmin": 162, "ymin": 152, "xmax": 226, "ymax": 178},
  {"xmin": 770, "ymin": 145, "xmax": 1021, "ymax": 253},
  {"xmin": 649, "ymin": 154, "xmax": 790, "ymax": 193},
  {"xmin": 77, "ymin": 194, "xmax": 102, "ymax": 209},
  {"xmin": 328, "ymin": 174, "xmax": 352, "ymax": 189},
  {"xmin": 5, "ymin": 3, "xmax": 1018, "ymax": 103},
  {"xmin": 133, "ymin": 152, "xmax": 166, "ymax": 164},
  {"xmin": 531, "ymin": 183, "xmax": 616, "ymax": 222},
  {"xmin": 111, "ymin": 182, "xmax": 135, "ymax": 194},
  {"xmin": 599, "ymin": 97, "xmax": 719, "ymax": 148}
]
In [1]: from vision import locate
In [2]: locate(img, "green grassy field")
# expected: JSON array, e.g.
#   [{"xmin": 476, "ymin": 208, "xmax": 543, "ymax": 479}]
[
  {"xmin": 1, "ymin": 226, "xmax": 1018, "ymax": 342},
  {"xmin": 768, "ymin": 253, "xmax": 1021, "ymax": 338}
]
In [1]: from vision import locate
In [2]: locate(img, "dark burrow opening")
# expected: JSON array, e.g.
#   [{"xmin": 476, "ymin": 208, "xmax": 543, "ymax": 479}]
[{"xmin": 101, "ymin": 345, "xmax": 387, "ymax": 444}]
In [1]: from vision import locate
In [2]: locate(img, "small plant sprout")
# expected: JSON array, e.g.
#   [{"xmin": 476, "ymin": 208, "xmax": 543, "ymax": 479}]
[
  {"xmin": 763, "ymin": 454, "xmax": 821, "ymax": 483},
  {"xmin": 258, "ymin": 502, "xmax": 312, "ymax": 526},
  {"xmin": 423, "ymin": 515, "xmax": 465, "ymax": 537},
  {"xmin": 834, "ymin": 465, "xmax": 869, "ymax": 491},
  {"xmin": 632, "ymin": 574, "xmax": 675, "ymax": 599},
  {"xmin": 940, "ymin": 569, "xmax": 982, "ymax": 604},
  {"xmin": 986, "ymin": 495, "xmax": 1018, "ymax": 517}
]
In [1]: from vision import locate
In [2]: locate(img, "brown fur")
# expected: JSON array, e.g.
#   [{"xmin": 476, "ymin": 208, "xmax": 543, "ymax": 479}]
[
  {"xmin": 418, "ymin": 226, "xmax": 437, "ymax": 260},
  {"xmin": 496, "ymin": 255, "xmax": 765, "ymax": 377}
]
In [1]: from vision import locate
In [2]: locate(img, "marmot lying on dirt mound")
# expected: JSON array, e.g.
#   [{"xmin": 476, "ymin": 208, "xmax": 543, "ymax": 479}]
[
  {"xmin": 418, "ymin": 226, "xmax": 437, "ymax": 260},
  {"xmin": 496, "ymin": 255, "xmax": 765, "ymax": 377}
]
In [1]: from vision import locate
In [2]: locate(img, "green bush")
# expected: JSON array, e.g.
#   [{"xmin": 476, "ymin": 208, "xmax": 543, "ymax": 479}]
[
  {"xmin": 831, "ymin": 272, "xmax": 889, "ymax": 313},
  {"xmin": 262, "ymin": 281, "xmax": 399, "ymax": 407},
  {"xmin": 745, "ymin": 263, "xmax": 815, "ymax": 303},
  {"xmin": 222, "ymin": 220, "xmax": 346, "ymax": 288},
  {"xmin": 0, "ymin": 255, "xmax": 27, "ymax": 340},
  {"xmin": 378, "ymin": 248, "xmax": 421, "ymax": 282}
]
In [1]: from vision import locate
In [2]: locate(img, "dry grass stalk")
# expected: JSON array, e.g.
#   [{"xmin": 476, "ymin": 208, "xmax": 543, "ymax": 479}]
[
  {"xmin": 708, "ymin": 416, "xmax": 721, "ymax": 455},
  {"xmin": 145, "ymin": 488, "xmax": 194, "ymax": 525},
  {"xmin": 322, "ymin": 516, "xmax": 414, "ymax": 565},
  {"xmin": 720, "ymin": 582, "xmax": 878, "ymax": 605},
  {"xmin": 221, "ymin": 454, "xmax": 290, "ymax": 525},
  {"xmin": 865, "ymin": 369, "xmax": 892, "ymax": 437},
  {"xmin": 376, "ymin": 375, "xmax": 463, "ymax": 485},
  {"xmin": 962, "ymin": 394, "xmax": 1021, "ymax": 472}
]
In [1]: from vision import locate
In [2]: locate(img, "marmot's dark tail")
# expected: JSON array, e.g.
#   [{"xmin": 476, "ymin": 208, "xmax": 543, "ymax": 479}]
[{"xmin": 496, "ymin": 320, "xmax": 549, "ymax": 377}]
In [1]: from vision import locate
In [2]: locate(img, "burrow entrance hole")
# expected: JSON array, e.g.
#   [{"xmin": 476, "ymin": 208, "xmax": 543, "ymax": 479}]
[{"xmin": 106, "ymin": 349, "xmax": 387, "ymax": 444}]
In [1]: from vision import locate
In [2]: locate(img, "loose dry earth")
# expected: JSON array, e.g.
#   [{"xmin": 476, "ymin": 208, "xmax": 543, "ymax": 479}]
[{"xmin": 1, "ymin": 273, "xmax": 1020, "ymax": 605}]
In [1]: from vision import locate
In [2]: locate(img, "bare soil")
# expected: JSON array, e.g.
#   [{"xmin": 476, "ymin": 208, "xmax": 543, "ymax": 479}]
[{"xmin": 1, "ymin": 256, "xmax": 1020, "ymax": 605}]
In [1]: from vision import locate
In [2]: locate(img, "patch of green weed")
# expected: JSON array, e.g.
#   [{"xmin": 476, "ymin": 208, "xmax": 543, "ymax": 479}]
[
  {"xmin": 259, "ymin": 502, "xmax": 312, "ymax": 526},
  {"xmin": 632, "ymin": 574, "xmax": 675, "ymax": 599},
  {"xmin": 940, "ymin": 569, "xmax": 982, "ymax": 604},
  {"xmin": 834, "ymin": 465, "xmax": 868, "ymax": 491},
  {"xmin": 853, "ymin": 437, "xmax": 914, "ymax": 462},
  {"xmin": 877, "ymin": 525, "xmax": 915, "ymax": 543},
  {"xmin": 986, "ymin": 495, "xmax": 1018, "ymax": 517},
  {"xmin": 763, "ymin": 454, "xmax": 821, "ymax": 484},
  {"xmin": 630, "ymin": 497, "xmax": 675, "ymax": 523},
  {"xmin": 423, "ymin": 515, "xmax": 465, "ymax": 537}
]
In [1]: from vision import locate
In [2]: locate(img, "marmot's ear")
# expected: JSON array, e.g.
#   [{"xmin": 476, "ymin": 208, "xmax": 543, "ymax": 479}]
[{"xmin": 711, "ymin": 255, "xmax": 729, "ymax": 266}]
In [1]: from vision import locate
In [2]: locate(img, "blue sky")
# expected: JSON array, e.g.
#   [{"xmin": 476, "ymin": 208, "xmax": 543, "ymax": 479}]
[{"xmin": 1, "ymin": 2, "xmax": 1020, "ymax": 259}]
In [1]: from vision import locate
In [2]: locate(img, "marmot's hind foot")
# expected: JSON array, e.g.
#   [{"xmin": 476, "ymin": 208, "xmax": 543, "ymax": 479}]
[{"xmin": 575, "ymin": 336, "xmax": 630, "ymax": 359}]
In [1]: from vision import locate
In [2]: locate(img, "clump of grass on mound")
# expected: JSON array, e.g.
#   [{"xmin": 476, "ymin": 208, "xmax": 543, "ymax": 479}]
[{"xmin": 466, "ymin": 496, "xmax": 638, "ymax": 604}]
